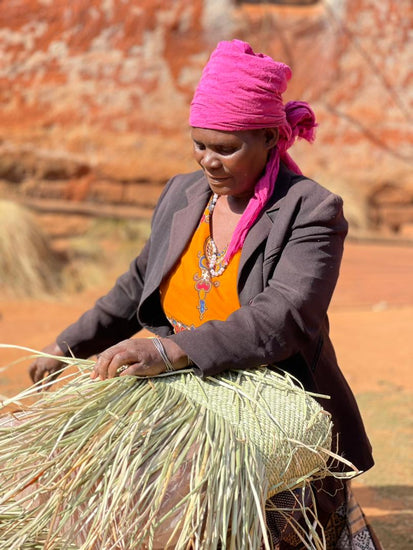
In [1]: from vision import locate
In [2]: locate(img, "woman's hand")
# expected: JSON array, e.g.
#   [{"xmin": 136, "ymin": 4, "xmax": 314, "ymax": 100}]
[
  {"xmin": 28, "ymin": 342, "xmax": 66, "ymax": 384},
  {"xmin": 90, "ymin": 338, "xmax": 188, "ymax": 380}
]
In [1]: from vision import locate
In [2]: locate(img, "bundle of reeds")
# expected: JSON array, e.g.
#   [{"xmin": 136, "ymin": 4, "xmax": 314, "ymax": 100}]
[
  {"xmin": 0, "ymin": 201, "xmax": 62, "ymax": 297},
  {"xmin": 0, "ymin": 346, "xmax": 357, "ymax": 549}
]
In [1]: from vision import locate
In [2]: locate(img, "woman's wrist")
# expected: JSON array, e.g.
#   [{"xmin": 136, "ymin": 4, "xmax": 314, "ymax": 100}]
[
  {"xmin": 151, "ymin": 337, "xmax": 175, "ymax": 372},
  {"xmin": 159, "ymin": 338, "xmax": 193, "ymax": 371},
  {"xmin": 46, "ymin": 341, "xmax": 65, "ymax": 357}
]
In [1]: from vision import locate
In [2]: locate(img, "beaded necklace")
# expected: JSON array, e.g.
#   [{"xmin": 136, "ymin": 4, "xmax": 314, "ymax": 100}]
[{"xmin": 205, "ymin": 193, "xmax": 228, "ymax": 278}]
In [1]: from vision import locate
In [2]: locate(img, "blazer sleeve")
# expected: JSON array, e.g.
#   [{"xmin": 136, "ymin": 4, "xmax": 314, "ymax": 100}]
[
  {"xmin": 56, "ymin": 241, "xmax": 150, "ymax": 358},
  {"xmin": 170, "ymin": 188, "xmax": 348, "ymax": 376},
  {"xmin": 56, "ymin": 176, "xmax": 180, "ymax": 358}
]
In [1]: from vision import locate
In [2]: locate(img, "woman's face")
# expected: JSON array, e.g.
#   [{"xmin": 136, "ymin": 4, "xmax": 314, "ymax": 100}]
[{"xmin": 191, "ymin": 127, "xmax": 278, "ymax": 201}]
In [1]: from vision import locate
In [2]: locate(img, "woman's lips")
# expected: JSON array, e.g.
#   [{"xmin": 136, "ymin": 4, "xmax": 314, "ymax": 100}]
[{"xmin": 206, "ymin": 174, "xmax": 231, "ymax": 184}]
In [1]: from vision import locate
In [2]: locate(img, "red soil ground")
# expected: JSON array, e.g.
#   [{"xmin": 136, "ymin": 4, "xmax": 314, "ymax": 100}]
[{"xmin": 0, "ymin": 240, "xmax": 412, "ymax": 548}]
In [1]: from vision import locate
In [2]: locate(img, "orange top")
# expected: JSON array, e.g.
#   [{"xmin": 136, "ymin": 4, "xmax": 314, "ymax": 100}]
[{"xmin": 160, "ymin": 197, "xmax": 241, "ymax": 332}]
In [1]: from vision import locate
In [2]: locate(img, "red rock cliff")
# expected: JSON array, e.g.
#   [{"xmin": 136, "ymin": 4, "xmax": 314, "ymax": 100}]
[{"xmin": 0, "ymin": 0, "xmax": 411, "ymax": 237}]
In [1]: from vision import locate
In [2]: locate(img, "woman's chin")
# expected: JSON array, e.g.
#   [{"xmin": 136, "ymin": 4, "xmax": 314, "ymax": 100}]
[{"xmin": 207, "ymin": 182, "xmax": 230, "ymax": 196}]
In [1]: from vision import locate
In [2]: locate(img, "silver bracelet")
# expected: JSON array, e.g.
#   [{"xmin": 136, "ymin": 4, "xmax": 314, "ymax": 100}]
[{"xmin": 151, "ymin": 337, "xmax": 175, "ymax": 372}]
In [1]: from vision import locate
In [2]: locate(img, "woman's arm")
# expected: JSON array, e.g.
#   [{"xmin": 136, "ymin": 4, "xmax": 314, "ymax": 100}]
[
  {"xmin": 28, "ymin": 244, "xmax": 150, "ymax": 383},
  {"xmin": 54, "ymin": 174, "xmax": 182, "ymax": 360},
  {"xmin": 55, "ymin": 240, "xmax": 150, "ymax": 359}
]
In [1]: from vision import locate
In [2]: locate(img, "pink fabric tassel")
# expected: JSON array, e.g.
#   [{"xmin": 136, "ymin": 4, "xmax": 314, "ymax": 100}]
[
  {"xmin": 223, "ymin": 147, "xmax": 281, "ymax": 263},
  {"xmin": 224, "ymin": 100, "xmax": 317, "ymax": 263}
]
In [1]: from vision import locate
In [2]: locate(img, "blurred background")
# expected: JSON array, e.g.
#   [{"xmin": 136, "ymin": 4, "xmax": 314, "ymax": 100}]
[{"xmin": 0, "ymin": 0, "xmax": 412, "ymax": 547}]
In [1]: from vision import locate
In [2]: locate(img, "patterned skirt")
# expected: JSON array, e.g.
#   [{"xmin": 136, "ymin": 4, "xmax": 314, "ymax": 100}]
[{"xmin": 265, "ymin": 480, "xmax": 383, "ymax": 550}]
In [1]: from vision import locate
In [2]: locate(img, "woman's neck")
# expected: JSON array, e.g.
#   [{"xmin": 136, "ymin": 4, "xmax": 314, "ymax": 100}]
[
  {"xmin": 220, "ymin": 194, "xmax": 252, "ymax": 215},
  {"xmin": 210, "ymin": 194, "xmax": 249, "ymax": 253}
]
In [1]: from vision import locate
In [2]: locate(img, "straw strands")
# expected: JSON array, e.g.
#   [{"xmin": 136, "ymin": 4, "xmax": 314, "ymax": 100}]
[
  {"xmin": 0, "ymin": 201, "xmax": 62, "ymax": 297},
  {"xmin": 0, "ymin": 346, "xmax": 358, "ymax": 549}
]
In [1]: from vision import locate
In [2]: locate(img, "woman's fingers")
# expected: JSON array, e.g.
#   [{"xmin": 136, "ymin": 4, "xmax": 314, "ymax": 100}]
[
  {"xmin": 90, "ymin": 346, "xmax": 123, "ymax": 380},
  {"xmin": 108, "ymin": 349, "xmax": 137, "ymax": 379},
  {"xmin": 91, "ymin": 339, "xmax": 165, "ymax": 380},
  {"xmin": 28, "ymin": 342, "xmax": 65, "ymax": 384},
  {"xmin": 118, "ymin": 362, "xmax": 166, "ymax": 378}
]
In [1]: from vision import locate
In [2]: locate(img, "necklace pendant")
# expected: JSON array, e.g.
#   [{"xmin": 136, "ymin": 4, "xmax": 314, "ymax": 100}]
[{"xmin": 206, "ymin": 193, "xmax": 228, "ymax": 278}]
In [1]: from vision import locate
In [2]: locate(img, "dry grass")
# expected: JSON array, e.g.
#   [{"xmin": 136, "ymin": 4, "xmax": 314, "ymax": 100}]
[
  {"xmin": 0, "ymin": 202, "xmax": 151, "ymax": 298},
  {"xmin": 0, "ymin": 201, "xmax": 63, "ymax": 298}
]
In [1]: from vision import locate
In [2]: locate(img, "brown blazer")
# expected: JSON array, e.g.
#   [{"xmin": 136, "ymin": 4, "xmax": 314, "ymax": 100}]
[{"xmin": 58, "ymin": 164, "xmax": 374, "ymax": 473}]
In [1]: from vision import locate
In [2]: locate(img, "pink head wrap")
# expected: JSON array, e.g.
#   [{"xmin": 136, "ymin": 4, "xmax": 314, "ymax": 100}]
[{"xmin": 189, "ymin": 40, "xmax": 317, "ymax": 263}]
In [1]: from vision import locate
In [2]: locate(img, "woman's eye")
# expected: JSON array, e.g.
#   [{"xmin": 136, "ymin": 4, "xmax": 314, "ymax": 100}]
[
  {"xmin": 218, "ymin": 148, "xmax": 236, "ymax": 155},
  {"xmin": 193, "ymin": 141, "xmax": 236, "ymax": 155}
]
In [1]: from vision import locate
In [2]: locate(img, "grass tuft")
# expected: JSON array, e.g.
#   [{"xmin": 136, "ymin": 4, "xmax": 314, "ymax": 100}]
[{"xmin": 0, "ymin": 201, "xmax": 63, "ymax": 298}]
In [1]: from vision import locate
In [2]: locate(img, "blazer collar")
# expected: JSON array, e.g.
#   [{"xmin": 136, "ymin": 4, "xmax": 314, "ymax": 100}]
[{"xmin": 162, "ymin": 164, "xmax": 294, "ymax": 280}]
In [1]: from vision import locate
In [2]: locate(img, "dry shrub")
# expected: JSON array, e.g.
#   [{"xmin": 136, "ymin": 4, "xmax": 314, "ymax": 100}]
[
  {"xmin": 0, "ymin": 201, "xmax": 63, "ymax": 297},
  {"xmin": 0, "ymin": 201, "xmax": 151, "ymax": 298}
]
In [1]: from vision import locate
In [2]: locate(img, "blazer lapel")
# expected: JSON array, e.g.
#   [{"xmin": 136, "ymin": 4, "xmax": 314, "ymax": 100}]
[
  {"xmin": 145, "ymin": 164, "xmax": 293, "ymax": 300},
  {"xmin": 238, "ymin": 194, "xmax": 285, "ymax": 275},
  {"xmin": 162, "ymin": 175, "xmax": 211, "ymax": 279},
  {"xmin": 237, "ymin": 163, "xmax": 294, "ymax": 289},
  {"xmin": 238, "ymin": 210, "xmax": 274, "ymax": 275},
  {"xmin": 163, "ymin": 173, "xmax": 284, "ymax": 281}
]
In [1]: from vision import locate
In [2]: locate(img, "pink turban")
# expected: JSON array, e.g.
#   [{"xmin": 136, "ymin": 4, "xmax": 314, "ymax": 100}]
[{"xmin": 189, "ymin": 40, "xmax": 317, "ymax": 263}]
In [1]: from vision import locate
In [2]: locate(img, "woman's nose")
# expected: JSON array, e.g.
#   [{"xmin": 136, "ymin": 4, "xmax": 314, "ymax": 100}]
[{"xmin": 201, "ymin": 150, "xmax": 221, "ymax": 170}]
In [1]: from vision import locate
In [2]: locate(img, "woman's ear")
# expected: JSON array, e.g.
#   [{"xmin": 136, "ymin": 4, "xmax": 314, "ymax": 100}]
[{"xmin": 264, "ymin": 128, "xmax": 279, "ymax": 150}]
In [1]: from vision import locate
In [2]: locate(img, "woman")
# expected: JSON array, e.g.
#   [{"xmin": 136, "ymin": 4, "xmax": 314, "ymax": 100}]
[{"xmin": 26, "ymin": 40, "xmax": 380, "ymax": 548}]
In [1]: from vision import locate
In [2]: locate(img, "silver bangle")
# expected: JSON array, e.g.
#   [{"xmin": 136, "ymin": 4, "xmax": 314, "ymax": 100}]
[{"xmin": 151, "ymin": 337, "xmax": 175, "ymax": 372}]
